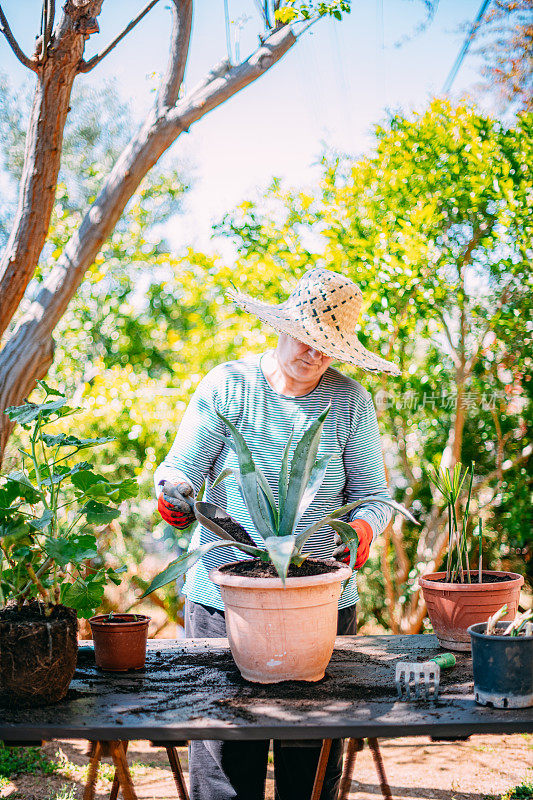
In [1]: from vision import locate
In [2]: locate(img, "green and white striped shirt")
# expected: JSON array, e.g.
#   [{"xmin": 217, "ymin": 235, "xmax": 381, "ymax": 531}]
[{"xmin": 154, "ymin": 353, "xmax": 392, "ymax": 610}]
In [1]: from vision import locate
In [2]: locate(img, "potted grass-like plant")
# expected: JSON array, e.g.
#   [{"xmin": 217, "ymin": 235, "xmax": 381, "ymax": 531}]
[
  {"xmin": 419, "ymin": 461, "xmax": 524, "ymax": 652},
  {"xmin": 143, "ymin": 406, "xmax": 418, "ymax": 683},
  {"xmin": 0, "ymin": 383, "xmax": 137, "ymax": 706}
]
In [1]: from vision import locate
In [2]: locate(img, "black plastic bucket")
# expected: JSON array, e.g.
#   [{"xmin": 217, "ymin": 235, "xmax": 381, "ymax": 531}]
[{"xmin": 468, "ymin": 621, "xmax": 533, "ymax": 709}]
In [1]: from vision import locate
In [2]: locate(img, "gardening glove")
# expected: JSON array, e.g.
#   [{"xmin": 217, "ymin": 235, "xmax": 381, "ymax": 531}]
[
  {"xmin": 332, "ymin": 519, "xmax": 374, "ymax": 570},
  {"xmin": 157, "ymin": 479, "xmax": 195, "ymax": 529}
]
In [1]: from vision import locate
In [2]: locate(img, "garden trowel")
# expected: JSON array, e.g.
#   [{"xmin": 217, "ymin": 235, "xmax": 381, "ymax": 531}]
[{"xmin": 194, "ymin": 501, "xmax": 257, "ymax": 548}]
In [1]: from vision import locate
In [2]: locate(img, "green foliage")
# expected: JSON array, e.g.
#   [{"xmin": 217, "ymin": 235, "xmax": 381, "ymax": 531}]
[
  {"xmin": 0, "ymin": 383, "xmax": 137, "ymax": 617},
  {"xmin": 500, "ymin": 778, "xmax": 533, "ymax": 800},
  {"xmin": 214, "ymin": 100, "xmax": 532, "ymax": 628},
  {"xmin": 275, "ymin": 1, "xmax": 350, "ymax": 23},
  {"xmin": 143, "ymin": 407, "xmax": 416, "ymax": 591},
  {"xmin": 0, "ymin": 743, "xmax": 59, "ymax": 778},
  {"xmin": 429, "ymin": 461, "xmax": 477, "ymax": 582}
]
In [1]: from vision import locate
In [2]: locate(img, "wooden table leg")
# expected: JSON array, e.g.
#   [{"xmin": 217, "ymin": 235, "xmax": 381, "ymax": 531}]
[
  {"xmin": 338, "ymin": 738, "xmax": 364, "ymax": 800},
  {"xmin": 310, "ymin": 738, "xmax": 332, "ymax": 800},
  {"xmin": 367, "ymin": 738, "xmax": 392, "ymax": 800},
  {"xmin": 110, "ymin": 740, "xmax": 129, "ymax": 800},
  {"xmin": 83, "ymin": 741, "xmax": 102, "ymax": 800},
  {"xmin": 109, "ymin": 740, "xmax": 138, "ymax": 800},
  {"xmin": 166, "ymin": 745, "xmax": 190, "ymax": 800}
]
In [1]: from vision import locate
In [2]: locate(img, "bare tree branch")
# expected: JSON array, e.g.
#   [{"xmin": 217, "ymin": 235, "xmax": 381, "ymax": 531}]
[
  {"xmin": 167, "ymin": 24, "xmax": 295, "ymax": 130},
  {"xmin": 476, "ymin": 443, "xmax": 532, "ymax": 495},
  {"xmin": 157, "ymin": 0, "xmax": 192, "ymax": 112},
  {"xmin": 78, "ymin": 0, "xmax": 161, "ymax": 73},
  {"xmin": 0, "ymin": 4, "xmax": 37, "ymax": 70},
  {"xmin": 465, "ymin": 277, "xmax": 516, "ymax": 376},
  {"xmin": 435, "ymin": 309, "xmax": 461, "ymax": 367},
  {"xmin": 0, "ymin": 24, "xmax": 297, "ymax": 457},
  {"xmin": 45, "ymin": 0, "xmax": 55, "ymax": 43}
]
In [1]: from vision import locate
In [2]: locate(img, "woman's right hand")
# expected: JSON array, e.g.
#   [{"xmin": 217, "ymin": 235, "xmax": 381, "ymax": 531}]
[{"xmin": 157, "ymin": 480, "xmax": 195, "ymax": 528}]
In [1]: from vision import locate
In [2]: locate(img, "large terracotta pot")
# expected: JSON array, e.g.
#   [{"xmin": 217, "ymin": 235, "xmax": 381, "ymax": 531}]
[
  {"xmin": 210, "ymin": 560, "xmax": 352, "ymax": 683},
  {"xmin": 419, "ymin": 571, "xmax": 524, "ymax": 652}
]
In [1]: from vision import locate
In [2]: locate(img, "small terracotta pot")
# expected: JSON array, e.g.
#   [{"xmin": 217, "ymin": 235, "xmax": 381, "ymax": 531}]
[
  {"xmin": 210, "ymin": 560, "xmax": 352, "ymax": 683},
  {"xmin": 89, "ymin": 614, "xmax": 150, "ymax": 671},
  {"xmin": 419, "ymin": 571, "xmax": 524, "ymax": 652}
]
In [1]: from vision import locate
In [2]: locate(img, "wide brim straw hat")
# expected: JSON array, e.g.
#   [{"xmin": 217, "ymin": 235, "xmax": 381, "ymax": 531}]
[{"xmin": 228, "ymin": 267, "xmax": 400, "ymax": 376}]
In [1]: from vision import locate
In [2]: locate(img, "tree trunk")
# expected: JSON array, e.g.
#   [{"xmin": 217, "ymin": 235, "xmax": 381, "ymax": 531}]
[
  {"xmin": 0, "ymin": 23, "xmax": 296, "ymax": 460},
  {"xmin": 0, "ymin": 0, "xmax": 104, "ymax": 339}
]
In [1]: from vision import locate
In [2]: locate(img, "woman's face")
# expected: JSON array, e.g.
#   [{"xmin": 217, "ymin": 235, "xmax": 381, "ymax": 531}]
[{"xmin": 276, "ymin": 334, "xmax": 333, "ymax": 385}]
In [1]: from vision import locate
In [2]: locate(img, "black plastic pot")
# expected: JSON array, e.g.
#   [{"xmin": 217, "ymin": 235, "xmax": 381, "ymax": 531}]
[{"xmin": 468, "ymin": 621, "xmax": 533, "ymax": 709}]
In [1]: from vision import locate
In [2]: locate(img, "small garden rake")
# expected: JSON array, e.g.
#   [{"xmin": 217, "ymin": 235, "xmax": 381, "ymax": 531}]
[{"xmin": 395, "ymin": 653, "xmax": 456, "ymax": 701}]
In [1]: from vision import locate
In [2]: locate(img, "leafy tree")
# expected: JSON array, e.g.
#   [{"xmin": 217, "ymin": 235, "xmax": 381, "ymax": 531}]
[{"xmin": 215, "ymin": 99, "xmax": 532, "ymax": 630}]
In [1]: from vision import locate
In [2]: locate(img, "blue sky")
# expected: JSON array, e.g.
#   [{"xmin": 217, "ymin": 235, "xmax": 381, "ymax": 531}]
[{"xmin": 0, "ymin": 1, "xmax": 486, "ymax": 252}]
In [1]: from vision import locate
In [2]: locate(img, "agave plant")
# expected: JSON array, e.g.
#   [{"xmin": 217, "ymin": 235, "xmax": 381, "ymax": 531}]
[{"xmin": 143, "ymin": 406, "xmax": 418, "ymax": 597}]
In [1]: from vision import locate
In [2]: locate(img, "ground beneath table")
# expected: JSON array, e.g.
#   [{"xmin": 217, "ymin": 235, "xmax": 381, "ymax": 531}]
[{"xmin": 1, "ymin": 734, "xmax": 530, "ymax": 800}]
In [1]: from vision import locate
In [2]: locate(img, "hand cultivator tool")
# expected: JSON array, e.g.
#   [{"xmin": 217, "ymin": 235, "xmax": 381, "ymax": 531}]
[{"xmin": 395, "ymin": 653, "xmax": 456, "ymax": 701}]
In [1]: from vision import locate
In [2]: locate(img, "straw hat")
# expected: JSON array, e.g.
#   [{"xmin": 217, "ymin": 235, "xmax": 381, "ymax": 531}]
[{"xmin": 229, "ymin": 267, "xmax": 400, "ymax": 375}]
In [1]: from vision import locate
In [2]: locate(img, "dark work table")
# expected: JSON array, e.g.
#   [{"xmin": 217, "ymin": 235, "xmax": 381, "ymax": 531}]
[{"xmin": 1, "ymin": 635, "xmax": 532, "ymax": 742}]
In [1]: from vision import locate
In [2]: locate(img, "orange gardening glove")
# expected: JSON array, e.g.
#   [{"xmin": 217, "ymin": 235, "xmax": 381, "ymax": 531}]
[
  {"xmin": 157, "ymin": 480, "xmax": 195, "ymax": 528},
  {"xmin": 332, "ymin": 519, "xmax": 374, "ymax": 570}
]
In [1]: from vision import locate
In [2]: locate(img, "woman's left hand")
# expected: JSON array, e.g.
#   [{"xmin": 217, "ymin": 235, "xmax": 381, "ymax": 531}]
[{"xmin": 332, "ymin": 519, "xmax": 374, "ymax": 569}]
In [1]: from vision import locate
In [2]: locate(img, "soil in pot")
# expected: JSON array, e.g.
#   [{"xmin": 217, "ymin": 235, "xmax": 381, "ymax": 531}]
[
  {"xmin": 89, "ymin": 614, "xmax": 150, "ymax": 671},
  {"xmin": 419, "ymin": 571, "xmax": 524, "ymax": 652},
  {"xmin": 219, "ymin": 557, "xmax": 341, "ymax": 579},
  {"xmin": 210, "ymin": 558, "xmax": 352, "ymax": 684},
  {"xmin": 0, "ymin": 601, "xmax": 78, "ymax": 708},
  {"xmin": 469, "ymin": 621, "xmax": 533, "ymax": 709}
]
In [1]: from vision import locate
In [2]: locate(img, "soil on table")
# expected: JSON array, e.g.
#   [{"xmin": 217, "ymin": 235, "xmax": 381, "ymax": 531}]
[
  {"xmin": 219, "ymin": 557, "xmax": 341, "ymax": 578},
  {"xmin": 433, "ymin": 573, "xmax": 514, "ymax": 584}
]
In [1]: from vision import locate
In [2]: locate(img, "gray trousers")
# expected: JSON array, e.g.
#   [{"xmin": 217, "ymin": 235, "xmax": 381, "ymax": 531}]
[{"xmin": 185, "ymin": 599, "xmax": 356, "ymax": 800}]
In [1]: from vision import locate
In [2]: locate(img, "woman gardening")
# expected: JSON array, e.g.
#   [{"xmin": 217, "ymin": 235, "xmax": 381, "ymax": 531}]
[{"xmin": 155, "ymin": 267, "xmax": 400, "ymax": 800}]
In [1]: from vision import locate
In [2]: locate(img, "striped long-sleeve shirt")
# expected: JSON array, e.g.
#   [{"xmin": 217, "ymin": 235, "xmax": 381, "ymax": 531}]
[{"xmin": 154, "ymin": 353, "xmax": 392, "ymax": 610}]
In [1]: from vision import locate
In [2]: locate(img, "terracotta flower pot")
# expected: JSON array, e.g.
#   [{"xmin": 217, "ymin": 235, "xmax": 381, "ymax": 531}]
[
  {"xmin": 89, "ymin": 614, "xmax": 150, "ymax": 671},
  {"xmin": 209, "ymin": 560, "xmax": 352, "ymax": 683},
  {"xmin": 419, "ymin": 571, "xmax": 524, "ymax": 652}
]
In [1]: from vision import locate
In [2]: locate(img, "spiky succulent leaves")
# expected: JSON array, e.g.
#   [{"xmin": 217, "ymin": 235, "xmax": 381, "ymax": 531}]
[
  {"xmin": 214, "ymin": 411, "xmax": 276, "ymax": 540},
  {"xmin": 329, "ymin": 518, "xmax": 359, "ymax": 591},
  {"xmin": 329, "ymin": 519, "xmax": 359, "ymax": 569},
  {"xmin": 293, "ymin": 454, "xmax": 332, "ymax": 528},
  {"xmin": 278, "ymin": 428, "xmax": 294, "ymax": 525},
  {"xmin": 141, "ymin": 539, "xmax": 267, "ymax": 597},
  {"xmin": 278, "ymin": 406, "xmax": 331, "ymax": 537},
  {"xmin": 294, "ymin": 496, "xmax": 419, "ymax": 551},
  {"xmin": 264, "ymin": 535, "xmax": 296, "ymax": 584},
  {"xmin": 213, "ymin": 465, "xmax": 278, "ymax": 532}
]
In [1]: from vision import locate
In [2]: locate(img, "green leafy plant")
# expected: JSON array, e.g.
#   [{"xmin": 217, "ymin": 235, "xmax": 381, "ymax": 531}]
[
  {"xmin": 143, "ymin": 406, "xmax": 417, "ymax": 595},
  {"xmin": 500, "ymin": 778, "xmax": 533, "ymax": 800},
  {"xmin": 0, "ymin": 382, "xmax": 137, "ymax": 617},
  {"xmin": 275, "ymin": 1, "xmax": 351, "ymax": 24},
  {"xmin": 429, "ymin": 460, "xmax": 480, "ymax": 583},
  {"xmin": 0, "ymin": 742, "xmax": 59, "ymax": 779}
]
